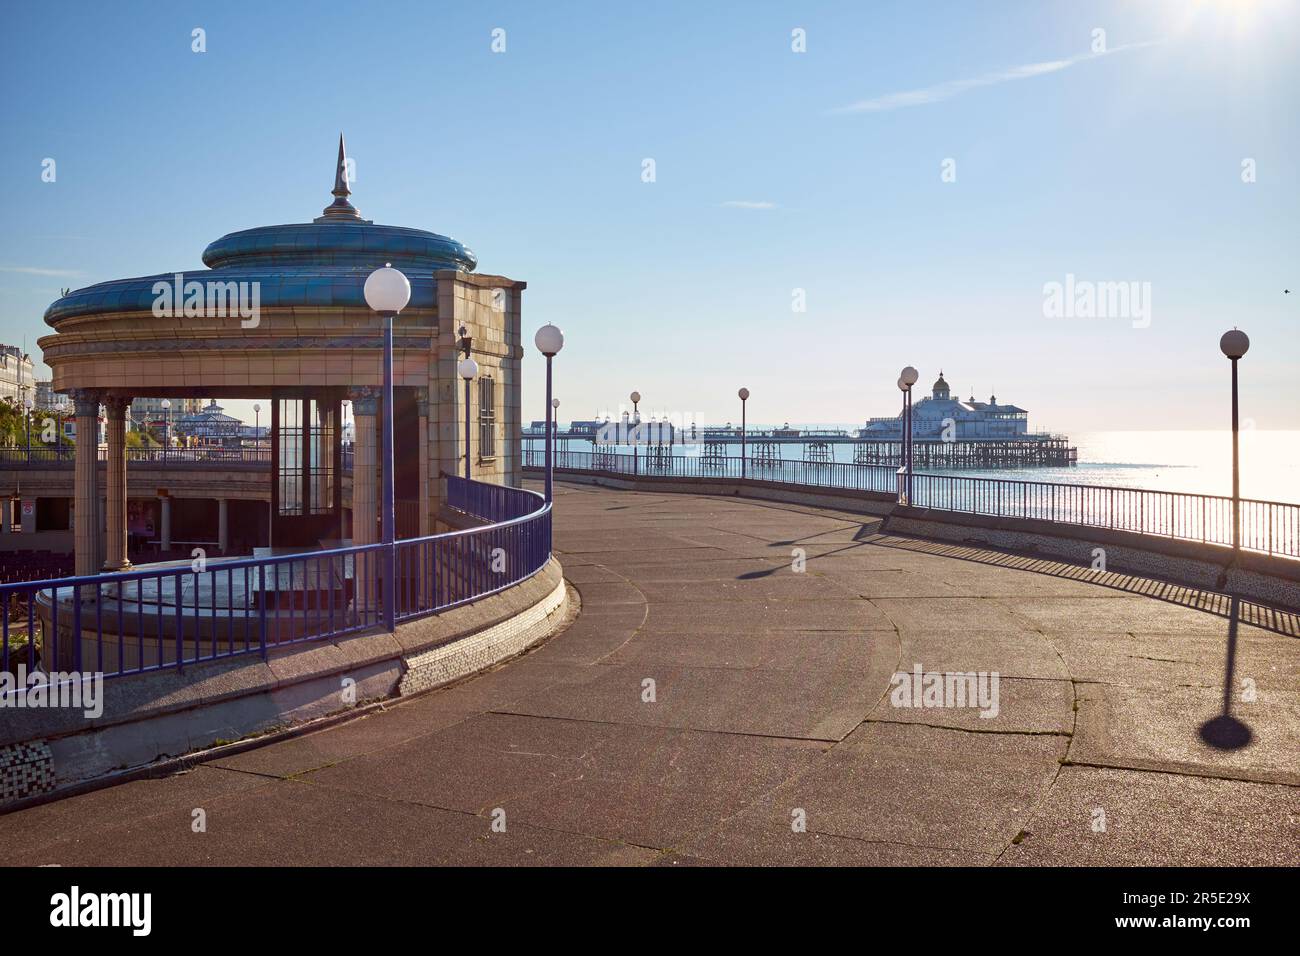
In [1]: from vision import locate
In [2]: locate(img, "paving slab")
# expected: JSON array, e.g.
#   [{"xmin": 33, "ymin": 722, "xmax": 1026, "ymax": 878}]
[
  {"xmin": 603, "ymin": 627, "xmax": 891, "ymax": 675},
  {"xmin": 867, "ymin": 676, "xmax": 1074, "ymax": 735},
  {"xmin": 300, "ymin": 712, "xmax": 622, "ymax": 814},
  {"xmin": 1006, "ymin": 595, "xmax": 1246, "ymax": 635},
  {"xmin": 896, "ymin": 629, "xmax": 1068, "ymax": 680},
  {"xmin": 644, "ymin": 598, "xmax": 896, "ymax": 633},
  {"xmin": 741, "ymin": 721, "xmax": 1068, "ymax": 856},
  {"xmin": 501, "ymin": 661, "xmax": 891, "ymax": 741},
  {"xmin": 206, "ymin": 697, "xmax": 479, "ymax": 778},
  {"xmin": 1071, "ymin": 682, "xmax": 1300, "ymax": 785},
  {"xmin": 871, "ymin": 596, "xmax": 1041, "ymax": 634},
  {"xmin": 505, "ymin": 725, "xmax": 827, "ymax": 848},
  {"xmin": 0, "ymin": 765, "xmax": 272, "ymax": 865},
  {"xmin": 997, "ymin": 766, "xmax": 1299, "ymax": 866}
]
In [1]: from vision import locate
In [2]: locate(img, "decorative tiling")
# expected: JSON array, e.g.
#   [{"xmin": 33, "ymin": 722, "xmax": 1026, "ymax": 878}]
[{"xmin": 0, "ymin": 740, "xmax": 55, "ymax": 806}]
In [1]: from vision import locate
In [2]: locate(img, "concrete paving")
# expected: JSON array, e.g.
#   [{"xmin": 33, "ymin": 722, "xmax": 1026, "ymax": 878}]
[{"xmin": 2, "ymin": 480, "xmax": 1297, "ymax": 866}]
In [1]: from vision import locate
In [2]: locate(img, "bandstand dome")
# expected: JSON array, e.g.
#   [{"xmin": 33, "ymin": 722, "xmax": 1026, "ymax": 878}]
[{"xmin": 44, "ymin": 138, "xmax": 476, "ymax": 326}]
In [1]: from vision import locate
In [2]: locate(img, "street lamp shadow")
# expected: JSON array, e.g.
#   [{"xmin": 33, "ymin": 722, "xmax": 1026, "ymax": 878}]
[{"xmin": 1198, "ymin": 594, "xmax": 1254, "ymax": 752}]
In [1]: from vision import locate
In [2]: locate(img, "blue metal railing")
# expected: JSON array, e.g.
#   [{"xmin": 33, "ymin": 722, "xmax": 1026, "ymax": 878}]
[
  {"xmin": 0, "ymin": 446, "xmax": 273, "ymax": 467},
  {"xmin": 0, "ymin": 475, "xmax": 551, "ymax": 681},
  {"xmin": 0, "ymin": 444, "xmax": 354, "ymax": 472},
  {"xmin": 525, "ymin": 448, "xmax": 1300, "ymax": 560}
]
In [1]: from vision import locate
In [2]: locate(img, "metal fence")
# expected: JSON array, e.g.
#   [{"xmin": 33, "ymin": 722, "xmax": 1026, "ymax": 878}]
[
  {"xmin": 526, "ymin": 448, "xmax": 1300, "ymax": 560},
  {"xmin": 0, "ymin": 446, "xmax": 273, "ymax": 466},
  {"xmin": 0, "ymin": 444, "xmax": 361, "ymax": 471},
  {"xmin": 0, "ymin": 475, "xmax": 551, "ymax": 681}
]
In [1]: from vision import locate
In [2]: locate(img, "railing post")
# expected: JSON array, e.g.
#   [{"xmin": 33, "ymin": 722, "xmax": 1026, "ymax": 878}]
[
  {"xmin": 259, "ymin": 566, "xmax": 269, "ymax": 659},
  {"xmin": 174, "ymin": 571, "xmax": 185, "ymax": 673}
]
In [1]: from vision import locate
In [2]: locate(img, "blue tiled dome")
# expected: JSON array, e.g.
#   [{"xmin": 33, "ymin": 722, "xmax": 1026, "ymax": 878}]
[{"xmin": 201, "ymin": 222, "xmax": 476, "ymax": 272}]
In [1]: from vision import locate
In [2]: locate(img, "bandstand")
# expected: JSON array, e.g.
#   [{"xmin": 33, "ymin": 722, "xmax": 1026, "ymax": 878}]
[{"xmin": 38, "ymin": 137, "xmax": 526, "ymax": 580}]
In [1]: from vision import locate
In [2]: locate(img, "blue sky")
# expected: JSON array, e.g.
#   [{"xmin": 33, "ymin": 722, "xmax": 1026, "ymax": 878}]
[{"xmin": 1, "ymin": 0, "xmax": 1296, "ymax": 431}]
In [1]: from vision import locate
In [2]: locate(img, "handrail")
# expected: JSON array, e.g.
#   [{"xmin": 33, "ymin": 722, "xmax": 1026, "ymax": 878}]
[
  {"xmin": 525, "ymin": 448, "xmax": 1299, "ymax": 560},
  {"xmin": 0, "ymin": 475, "xmax": 551, "ymax": 682}
]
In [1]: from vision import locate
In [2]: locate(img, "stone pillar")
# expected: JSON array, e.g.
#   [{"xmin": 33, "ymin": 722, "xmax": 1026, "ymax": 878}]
[
  {"xmin": 102, "ymin": 396, "xmax": 130, "ymax": 571},
  {"xmin": 1, "ymin": 500, "xmax": 10, "ymax": 534},
  {"xmin": 218, "ymin": 498, "xmax": 229, "ymax": 553},
  {"xmin": 349, "ymin": 387, "xmax": 379, "ymax": 615},
  {"xmin": 20, "ymin": 499, "xmax": 36, "ymax": 535},
  {"xmin": 159, "ymin": 495, "xmax": 172, "ymax": 552},
  {"xmin": 416, "ymin": 387, "xmax": 431, "ymax": 537},
  {"xmin": 71, "ymin": 391, "xmax": 101, "ymax": 576},
  {"xmin": 349, "ymin": 387, "xmax": 379, "ymax": 546}
]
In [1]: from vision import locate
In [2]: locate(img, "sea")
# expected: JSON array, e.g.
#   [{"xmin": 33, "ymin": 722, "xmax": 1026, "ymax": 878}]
[{"xmin": 550, "ymin": 427, "xmax": 1299, "ymax": 504}]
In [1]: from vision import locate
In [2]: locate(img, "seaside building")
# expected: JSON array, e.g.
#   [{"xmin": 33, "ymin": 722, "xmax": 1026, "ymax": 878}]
[
  {"xmin": 0, "ymin": 346, "xmax": 34, "ymax": 405},
  {"xmin": 34, "ymin": 380, "xmax": 70, "ymax": 411},
  {"xmin": 173, "ymin": 399, "xmax": 246, "ymax": 444},
  {"xmin": 856, "ymin": 371, "xmax": 1075, "ymax": 467},
  {"xmin": 860, "ymin": 372, "xmax": 1031, "ymax": 440}
]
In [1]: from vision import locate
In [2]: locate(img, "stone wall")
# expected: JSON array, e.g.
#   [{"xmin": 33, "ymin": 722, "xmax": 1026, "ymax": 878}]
[{"xmin": 433, "ymin": 272, "xmax": 526, "ymax": 502}]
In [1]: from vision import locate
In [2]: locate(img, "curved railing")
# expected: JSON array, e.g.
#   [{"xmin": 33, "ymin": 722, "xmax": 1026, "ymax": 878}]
[
  {"xmin": 526, "ymin": 448, "xmax": 1300, "ymax": 560},
  {"xmin": 0, "ymin": 444, "xmax": 354, "ymax": 471},
  {"xmin": 0, "ymin": 476, "xmax": 551, "ymax": 681}
]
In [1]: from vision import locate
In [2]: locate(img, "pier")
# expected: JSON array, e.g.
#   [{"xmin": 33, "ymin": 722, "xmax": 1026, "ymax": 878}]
[
  {"xmin": 852, "ymin": 437, "xmax": 1077, "ymax": 468},
  {"xmin": 526, "ymin": 428, "xmax": 1078, "ymax": 469}
]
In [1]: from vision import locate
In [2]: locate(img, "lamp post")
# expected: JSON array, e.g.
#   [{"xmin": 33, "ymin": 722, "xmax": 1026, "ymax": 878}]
[
  {"xmin": 161, "ymin": 399, "xmax": 171, "ymax": 460},
  {"xmin": 363, "ymin": 263, "xmax": 411, "ymax": 633},
  {"xmin": 535, "ymin": 325, "xmax": 565, "ymax": 502},
  {"xmin": 738, "ymin": 387, "xmax": 749, "ymax": 479},
  {"xmin": 253, "ymin": 402, "xmax": 261, "ymax": 458},
  {"xmin": 899, "ymin": 366, "xmax": 919, "ymax": 503},
  {"xmin": 23, "ymin": 394, "xmax": 33, "ymax": 463},
  {"xmin": 551, "ymin": 398, "xmax": 561, "ymax": 470},
  {"xmin": 1220, "ymin": 329, "xmax": 1250, "ymax": 553},
  {"xmin": 457, "ymin": 357, "xmax": 478, "ymax": 479},
  {"xmin": 630, "ymin": 390, "xmax": 641, "ymax": 476}
]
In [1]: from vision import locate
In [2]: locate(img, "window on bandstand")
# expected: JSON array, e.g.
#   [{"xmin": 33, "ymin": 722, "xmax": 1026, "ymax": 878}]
[{"xmin": 478, "ymin": 376, "xmax": 496, "ymax": 460}]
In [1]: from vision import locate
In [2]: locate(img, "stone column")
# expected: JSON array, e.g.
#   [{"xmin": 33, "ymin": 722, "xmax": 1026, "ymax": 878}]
[
  {"xmin": 218, "ymin": 498, "xmax": 229, "ymax": 553},
  {"xmin": 102, "ymin": 396, "xmax": 131, "ymax": 570},
  {"xmin": 349, "ymin": 387, "xmax": 379, "ymax": 545},
  {"xmin": 159, "ymin": 495, "xmax": 172, "ymax": 551},
  {"xmin": 349, "ymin": 387, "xmax": 379, "ymax": 615},
  {"xmin": 1, "ymin": 500, "xmax": 10, "ymax": 534},
  {"xmin": 415, "ymin": 387, "xmax": 431, "ymax": 537},
  {"xmin": 71, "ymin": 390, "xmax": 101, "ymax": 576}
]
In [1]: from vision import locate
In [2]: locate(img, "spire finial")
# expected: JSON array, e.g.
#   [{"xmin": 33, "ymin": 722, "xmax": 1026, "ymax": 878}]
[
  {"xmin": 315, "ymin": 133, "xmax": 364, "ymax": 223},
  {"xmin": 333, "ymin": 133, "xmax": 350, "ymax": 199}
]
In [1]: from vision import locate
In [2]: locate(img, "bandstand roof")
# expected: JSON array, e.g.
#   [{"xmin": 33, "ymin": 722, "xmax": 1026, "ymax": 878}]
[{"xmin": 44, "ymin": 135, "xmax": 477, "ymax": 326}]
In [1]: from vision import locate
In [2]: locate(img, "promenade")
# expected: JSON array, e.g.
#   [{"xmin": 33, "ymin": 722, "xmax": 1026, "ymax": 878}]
[{"xmin": 2, "ymin": 480, "xmax": 1295, "ymax": 866}]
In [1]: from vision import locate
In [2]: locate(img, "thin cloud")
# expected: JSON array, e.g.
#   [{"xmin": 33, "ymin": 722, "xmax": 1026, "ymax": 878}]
[
  {"xmin": 831, "ymin": 40, "xmax": 1163, "ymax": 114},
  {"xmin": 0, "ymin": 265, "xmax": 84, "ymax": 277},
  {"xmin": 720, "ymin": 200, "xmax": 777, "ymax": 210}
]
